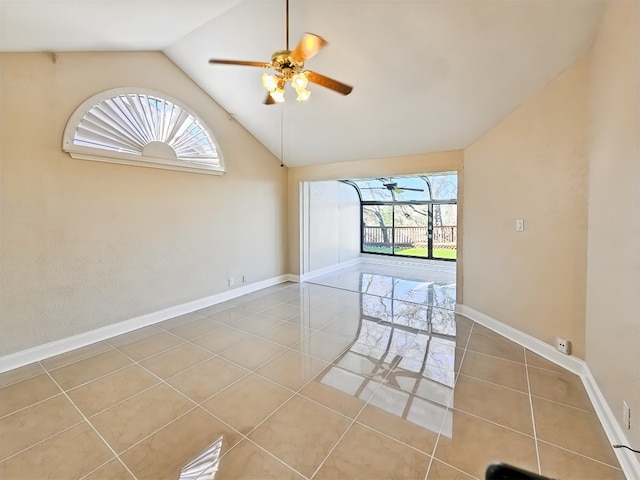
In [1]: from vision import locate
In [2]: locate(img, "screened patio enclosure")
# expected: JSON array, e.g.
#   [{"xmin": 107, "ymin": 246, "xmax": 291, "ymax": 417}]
[{"xmin": 341, "ymin": 174, "xmax": 458, "ymax": 260}]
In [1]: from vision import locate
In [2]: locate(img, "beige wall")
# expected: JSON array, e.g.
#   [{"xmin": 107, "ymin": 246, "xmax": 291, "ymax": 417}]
[
  {"xmin": 463, "ymin": 57, "xmax": 589, "ymax": 358},
  {"xmin": 0, "ymin": 52, "xmax": 288, "ymax": 355},
  {"xmin": 586, "ymin": 1, "xmax": 640, "ymax": 444},
  {"xmin": 287, "ymin": 152, "xmax": 464, "ymax": 289}
]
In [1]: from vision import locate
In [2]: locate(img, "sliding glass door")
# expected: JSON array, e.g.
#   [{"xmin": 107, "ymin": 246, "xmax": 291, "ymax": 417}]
[{"xmin": 342, "ymin": 174, "xmax": 458, "ymax": 261}]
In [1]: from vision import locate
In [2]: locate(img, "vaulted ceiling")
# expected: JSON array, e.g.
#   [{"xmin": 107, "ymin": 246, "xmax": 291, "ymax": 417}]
[{"xmin": 0, "ymin": 0, "xmax": 605, "ymax": 167}]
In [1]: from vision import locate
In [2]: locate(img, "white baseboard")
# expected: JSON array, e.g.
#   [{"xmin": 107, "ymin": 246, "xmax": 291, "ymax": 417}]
[
  {"xmin": 0, "ymin": 274, "xmax": 290, "ymax": 373},
  {"xmin": 299, "ymin": 257, "xmax": 362, "ymax": 282},
  {"xmin": 457, "ymin": 304, "xmax": 639, "ymax": 480},
  {"xmin": 297, "ymin": 254, "xmax": 455, "ymax": 284},
  {"xmin": 456, "ymin": 304, "xmax": 584, "ymax": 375},
  {"xmin": 361, "ymin": 254, "xmax": 456, "ymax": 272},
  {"xmin": 581, "ymin": 365, "xmax": 640, "ymax": 480}
]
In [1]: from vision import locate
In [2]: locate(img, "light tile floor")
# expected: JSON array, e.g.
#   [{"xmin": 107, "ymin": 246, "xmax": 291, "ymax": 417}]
[{"xmin": 0, "ymin": 265, "xmax": 625, "ymax": 479}]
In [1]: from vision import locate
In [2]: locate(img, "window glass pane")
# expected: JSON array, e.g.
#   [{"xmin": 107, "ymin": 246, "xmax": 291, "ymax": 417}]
[
  {"xmin": 350, "ymin": 177, "xmax": 431, "ymax": 202},
  {"xmin": 394, "ymin": 204, "xmax": 428, "ymax": 258},
  {"xmin": 385, "ymin": 176, "xmax": 430, "ymax": 201},
  {"xmin": 344, "ymin": 173, "xmax": 458, "ymax": 261},
  {"xmin": 433, "ymin": 204, "xmax": 457, "ymax": 260},
  {"xmin": 425, "ymin": 173, "xmax": 457, "ymax": 200},
  {"xmin": 362, "ymin": 206, "xmax": 393, "ymax": 254},
  {"xmin": 352, "ymin": 179, "xmax": 394, "ymax": 201}
]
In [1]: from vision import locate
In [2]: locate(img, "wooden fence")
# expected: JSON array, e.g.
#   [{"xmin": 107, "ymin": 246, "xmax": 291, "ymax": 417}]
[{"xmin": 363, "ymin": 226, "xmax": 457, "ymax": 248}]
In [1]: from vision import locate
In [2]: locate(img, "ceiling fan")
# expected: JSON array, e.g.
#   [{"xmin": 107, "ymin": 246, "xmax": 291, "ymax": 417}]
[
  {"xmin": 358, "ymin": 180, "xmax": 424, "ymax": 194},
  {"xmin": 208, "ymin": 0, "xmax": 353, "ymax": 104},
  {"xmin": 382, "ymin": 182, "xmax": 424, "ymax": 193}
]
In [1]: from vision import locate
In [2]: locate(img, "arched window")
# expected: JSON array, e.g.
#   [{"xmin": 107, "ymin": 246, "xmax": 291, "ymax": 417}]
[{"xmin": 63, "ymin": 88, "xmax": 224, "ymax": 175}]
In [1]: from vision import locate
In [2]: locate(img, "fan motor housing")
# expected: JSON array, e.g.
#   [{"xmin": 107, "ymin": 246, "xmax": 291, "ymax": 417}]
[{"xmin": 271, "ymin": 50, "xmax": 303, "ymax": 77}]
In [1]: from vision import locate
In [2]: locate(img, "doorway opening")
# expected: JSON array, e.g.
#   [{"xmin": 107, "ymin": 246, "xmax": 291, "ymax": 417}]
[{"xmin": 341, "ymin": 174, "xmax": 458, "ymax": 261}]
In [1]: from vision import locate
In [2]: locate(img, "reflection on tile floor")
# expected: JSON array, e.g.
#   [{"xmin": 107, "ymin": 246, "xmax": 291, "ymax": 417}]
[{"xmin": 0, "ymin": 264, "xmax": 625, "ymax": 479}]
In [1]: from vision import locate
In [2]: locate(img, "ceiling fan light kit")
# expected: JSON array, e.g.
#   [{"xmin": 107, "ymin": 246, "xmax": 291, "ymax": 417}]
[
  {"xmin": 208, "ymin": 0, "xmax": 352, "ymax": 104},
  {"xmin": 260, "ymin": 51, "xmax": 312, "ymax": 103}
]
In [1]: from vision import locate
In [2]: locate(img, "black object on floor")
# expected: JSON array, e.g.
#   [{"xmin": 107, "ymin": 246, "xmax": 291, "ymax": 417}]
[{"xmin": 485, "ymin": 462, "xmax": 556, "ymax": 480}]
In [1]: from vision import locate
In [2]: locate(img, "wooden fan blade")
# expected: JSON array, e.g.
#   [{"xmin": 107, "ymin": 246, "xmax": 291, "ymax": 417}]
[
  {"xmin": 208, "ymin": 59, "xmax": 270, "ymax": 68},
  {"xmin": 290, "ymin": 33, "xmax": 328, "ymax": 63},
  {"xmin": 306, "ymin": 71, "xmax": 353, "ymax": 96},
  {"xmin": 264, "ymin": 93, "xmax": 275, "ymax": 105}
]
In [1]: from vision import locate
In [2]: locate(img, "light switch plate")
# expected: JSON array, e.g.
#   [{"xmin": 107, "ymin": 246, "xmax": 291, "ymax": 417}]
[{"xmin": 516, "ymin": 219, "xmax": 524, "ymax": 232}]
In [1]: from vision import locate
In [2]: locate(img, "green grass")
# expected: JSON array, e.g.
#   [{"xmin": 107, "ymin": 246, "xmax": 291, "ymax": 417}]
[{"xmin": 364, "ymin": 246, "xmax": 456, "ymax": 260}]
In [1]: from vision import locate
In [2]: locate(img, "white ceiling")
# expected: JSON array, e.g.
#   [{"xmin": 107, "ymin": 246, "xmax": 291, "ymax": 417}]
[{"xmin": 0, "ymin": 0, "xmax": 605, "ymax": 167}]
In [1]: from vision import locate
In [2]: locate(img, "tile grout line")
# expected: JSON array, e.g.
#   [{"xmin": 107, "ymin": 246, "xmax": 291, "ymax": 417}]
[
  {"xmin": 0, "ymin": 390, "xmax": 67, "ymax": 421},
  {"xmin": 106, "ymin": 315, "xmax": 338, "ymax": 419},
  {"xmin": 40, "ymin": 368, "xmax": 139, "ymax": 480},
  {"xmin": 2, "ymin": 356, "xmax": 155, "ymax": 420},
  {"xmin": 228, "ymin": 355, "xmax": 341, "ymax": 443},
  {"xmin": 78, "ymin": 457, "xmax": 122, "ymax": 480},
  {"xmin": 524, "ymin": 349, "xmax": 542, "ymax": 475},
  {"xmin": 424, "ymin": 317, "xmax": 475, "ymax": 480},
  {"xmin": 200, "ymin": 274, "xmax": 458, "ymax": 477},
  {"xmin": 115, "ymin": 404, "xmax": 201, "ymax": 457},
  {"xmin": 536, "ymin": 438, "xmax": 626, "ymax": 471},
  {"xmin": 102, "ymin": 346, "xmax": 211, "ymax": 410},
  {"xmin": 66, "ymin": 344, "xmax": 237, "ymax": 471},
  {"xmin": 449, "ymin": 406, "xmax": 538, "ymax": 440},
  {"xmin": 464, "ymin": 345, "xmax": 537, "ymax": 365},
  {"xmin": 528, "ymin": 393, "xmax": 599, "ymax": 415},
  {"xmin": 241, "ymin": 436, "xmax": 312, "ymax": 480},
  {"xmin": 0, "ymin": 366, "xmax": 48, "ymax": 389},
  {"xmin": 464, "ymin": 347, "xmax": 528, "ymax": 366},
  {"xmin": 196, "ymin": 391, "xmax": 299, "ymax": 472},
  {"xmin": 0, "ymin": 417, "xmax": 86, "ymax": 465},
  {"xmin": 99, "ymin": 336, "xmax": 323, "ymax": 465},
  {"xmin": 192, "ymin": 364, "xmax": 285, "ymax": 408},
  {"xmin": 307, "ymin": 364, "xmax": 409, "ymax": 479},
  {"xmin": 82, "ymin": 381, "xmax": 162, "ymax": 421},
  {"xmin": 456, "ymin": 371, "xmax": 533, "ymax": 396},
  {"xmin": 39, "ymin": 345, "xmax": 116, "ymax": 373},
  {"xmin": 50, "ymin": 362, "xmax": 139, "ymax": 397},
  {"xmin": 206, "ymin": 346, "xmax": 367, "ymax": 479},
  {"xmin": 2, "ymin": 272, "xmax": 461, "ymax": 478}
]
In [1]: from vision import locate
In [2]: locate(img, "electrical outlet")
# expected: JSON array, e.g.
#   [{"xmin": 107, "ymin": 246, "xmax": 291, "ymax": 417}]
[
  {"xmin": 556, "ymin": 337, "xmax": 571, "ymax": 355},
  {"xmin": 623, "ymin": 401, "xmax": 631, "ymax": 430},
  {"xmin": 227, "ymin": 278, "xmax": 234, "ymax": 287},
  {"xmin": 242, "ymin": 275, "xmax": 247, "ymax": 283}
]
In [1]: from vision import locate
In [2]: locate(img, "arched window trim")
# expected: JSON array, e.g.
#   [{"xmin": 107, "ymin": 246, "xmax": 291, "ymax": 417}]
[{"xmin": 62, "ymin": 87, "xmax": 225, "ymax": 175}]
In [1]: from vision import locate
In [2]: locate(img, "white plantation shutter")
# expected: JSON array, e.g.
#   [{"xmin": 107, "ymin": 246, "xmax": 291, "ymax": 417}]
[{"xmin": 63, "ymin": 88, "xmax": 224, "ymax": 175}]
